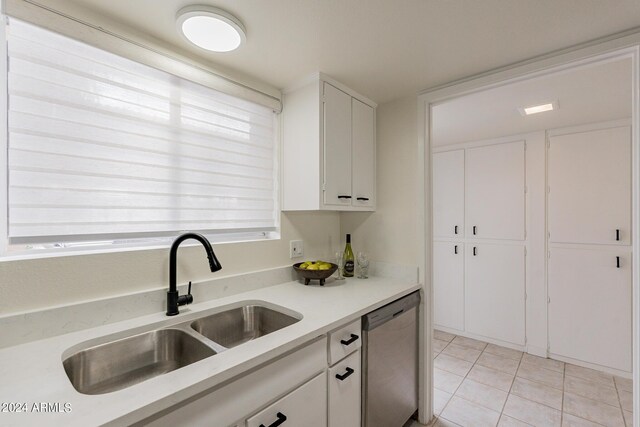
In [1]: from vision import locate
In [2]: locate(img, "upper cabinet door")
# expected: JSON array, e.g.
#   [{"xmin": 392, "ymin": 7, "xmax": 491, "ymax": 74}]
[
  {"xmin": 433, "ymin": 150, "xmax": 464, "ymax": 238},
  {"xmin": 323, "ymin": 83, "xmax": 352, "ymax": 207},
  {"xmin": 466, "ymin": 141, "xmax": 526, "ymax": 240},
  {"xmin": 351, "ymin": 99, "xmax": 375, "ymax": 208},
  {"xmin": 548, "ymin": 126, "xmax": 631, "ymax": 245}
]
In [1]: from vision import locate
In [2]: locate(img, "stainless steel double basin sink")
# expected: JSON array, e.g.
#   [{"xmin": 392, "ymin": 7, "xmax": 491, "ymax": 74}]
[{"xmin": 62, "ymin": 304, "xmax": 301, "ymax": 395}]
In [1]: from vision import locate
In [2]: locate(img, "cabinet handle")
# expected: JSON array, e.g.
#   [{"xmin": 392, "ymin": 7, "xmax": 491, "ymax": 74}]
[
  {"xmin": 340, "ymin": 333, "xmax": 359, "ymax": 346},
  {"xmin": 473, "ymin": 226, "xmax": 477, "ymax": 235},
  {"xmin": 473, "ymin": 247, "xmax": 477, "ymax": 256},
  {"xmin": 356, "ymin": 197, "xmax": 369, "ymax": 201},
  {"xmin": 335, "ymin": 367, "xmax": 355, "ymax": 381},
  {"xmin": 338, "ymin": 195, "xmax": 352, "ymax": 199},
  {"xmin": 259, "ymin": 412, "xmax": 287, "ymax": 427},
  {"xmin": 454, "ymin": 245, "xmax": 458, "ymax": 255},
  {"xmin": 454, "ymin": 225, "xmax": 458, "ymax": 235},
  {"xmin": 617, "ymin": 256, "xmax": 621, "ymax": 268},
  {"xmin": 616, "ymin": 229, "xmax": 620, "ymax": 241}
]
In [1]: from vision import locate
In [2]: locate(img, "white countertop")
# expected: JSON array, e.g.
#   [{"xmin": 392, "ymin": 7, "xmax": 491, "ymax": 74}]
[{"xmin": 0, "ymin": 276, "xmax": 420, "ymax": 427}]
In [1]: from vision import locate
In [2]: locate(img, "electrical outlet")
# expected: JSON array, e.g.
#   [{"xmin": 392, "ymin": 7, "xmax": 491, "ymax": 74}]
[{"xmin": 290, "ymin": 240, "xmax": 304, "ymax": 258}]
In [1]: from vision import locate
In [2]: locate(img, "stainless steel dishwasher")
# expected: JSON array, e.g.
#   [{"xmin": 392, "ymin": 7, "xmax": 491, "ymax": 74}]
[{"xmin": 362, "ymin": 291, "xmax": 420, "ymax": 427}]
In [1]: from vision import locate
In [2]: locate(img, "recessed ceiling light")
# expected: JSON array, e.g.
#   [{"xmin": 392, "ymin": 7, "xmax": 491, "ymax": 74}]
[
  {"xmin": 518, "ymin": 101, "xmax": 558, "ymax": 116},
  {"xmin": 176, "ymin": 6, "xmax": 246, "ymax": 52}
]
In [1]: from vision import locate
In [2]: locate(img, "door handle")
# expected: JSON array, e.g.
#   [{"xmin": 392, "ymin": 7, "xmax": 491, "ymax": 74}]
[
  {"xmin": 473, "ymin": 226, "xmax": 477, "ymax": 235},
  {"xmin": 616, "ymin": 229, "xmax": 620, "ymax": 241},
  {"xmin": 259, "ymin": 412, "xmax": 287, "ymax": 427},
  {"xmin": 356, "ymin": 197, "xmax": 369, "ymax": 201},
  {"xmin": 335, "ymin": 367, "xmax": 355, "ymax": 381},
  {"xmin": 473, "ymin": 247, "xmax": 477, "ymax": 256},
  {"xmin": 340, "ymin": 334, "xmax": 359, "ymax": 346},
  {"xmin": 454, "ymin": 245, "xmax": 458, "ymax": 255},
  {"xmin": 617, "ymin": 256, "xmax": 621, "ymax": 268},
  {"xmin": 337, "ymin": 195, "xmax": 352, "ymax": 199},
  {"xmin": 454, "ymin": 225, "xmax": 458, "ymax": 235}
]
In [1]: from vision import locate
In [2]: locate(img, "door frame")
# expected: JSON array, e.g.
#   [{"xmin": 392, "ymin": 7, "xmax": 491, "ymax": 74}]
[{"xmin": 417, "ymin": 33, "xmax": 640, "ymax": 425}]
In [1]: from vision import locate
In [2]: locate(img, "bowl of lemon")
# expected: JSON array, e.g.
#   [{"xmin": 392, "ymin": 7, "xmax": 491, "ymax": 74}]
[{"xmin": 293, "ymin": 261, "xmax": 338, "ymax": 286}]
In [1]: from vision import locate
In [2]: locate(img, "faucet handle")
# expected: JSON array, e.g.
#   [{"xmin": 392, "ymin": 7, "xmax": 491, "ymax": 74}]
[{"xmin": 187, "ymin": 281, "xmax": 192, "ymax": 296}]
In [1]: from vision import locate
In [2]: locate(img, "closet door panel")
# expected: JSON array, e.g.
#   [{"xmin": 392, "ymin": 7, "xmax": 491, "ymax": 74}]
[
  {"xmin": 465, "ymin": 141, "xmax": 525, "ymax": 240},
  {"xmin": 465, "ymin": 243, "xmax": 525, "ymax": 345},
  {"xmin": 548, "ymin": 126, "xmax": 631, "ymax": 245},
  {"xmin": 433, "ymin": 241, "xmax": 464, "ymax": 331},
  {"xmin": 548, "ymin": 247, "xmax": 632, "ymax": 372},
  {"xmin": 433, "ymin": 150, "xmax": 464, "ymax": 238}
]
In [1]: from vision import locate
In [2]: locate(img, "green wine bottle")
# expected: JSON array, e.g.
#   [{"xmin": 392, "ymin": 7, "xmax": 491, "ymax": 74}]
[{"xmin": 343, "ymin": 234, "xmax": 354, "ymax": 277}]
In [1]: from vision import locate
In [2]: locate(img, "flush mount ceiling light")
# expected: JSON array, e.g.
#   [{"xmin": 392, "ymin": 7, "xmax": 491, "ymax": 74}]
[
  {"xmin": 176, "ymin": 5, "xmax": 246, "ymax": 52},
  {"xmin": 518, "ymin": 101, "xmax": 559, "ymax": 116}
]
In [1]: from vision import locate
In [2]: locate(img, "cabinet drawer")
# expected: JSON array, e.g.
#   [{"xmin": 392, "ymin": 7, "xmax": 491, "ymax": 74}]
[
  {"xmin": 328, "ymin": 319, "xmax": 361, "ymax": 365},
  {"xmin": 246, "ymin": 372, "xmax": 327, "ymax": 427},
  {"xmin": 329, "ymin": 350, "xmax": 361, "ymax": 427}
]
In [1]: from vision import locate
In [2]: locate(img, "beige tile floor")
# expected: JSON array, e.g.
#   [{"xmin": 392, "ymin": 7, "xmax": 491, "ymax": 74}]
[{"xmin": 409, "ymin": 330, "xmax": 634, "ymax": 427}]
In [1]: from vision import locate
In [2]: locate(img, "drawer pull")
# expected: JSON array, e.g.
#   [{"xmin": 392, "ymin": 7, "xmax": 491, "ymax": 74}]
[
  {"xmin": 454, "ymin": 225, "xmax": 458, "ymax": 235},
  {"xmin": 473, "ymin": 225, "xmax": 477, "ymax": 235},
  {"xmin": 616, "ymin": 229, "xmax": 620, "ymax": 241},
  {"xmin": 356, "ymin": 197, "xmax": 369, "ymax": 201},
  {"xmin": 259, "ymin": 412, "xmax": 287, "ymax": 427},
  {"xmin": 454, "ymin": 245, "xmax": 458, "ymax": 255},
  {"xmin": 340, "ymin": 333, "xmax": 359, "ymax": 346},
  {"xmin": 473, "ymin": 247, "xmax": 477, "ymax": 256},
  {"xmin": 338, "ymin": 195, "xmax": 352, "ymax": 199},
  {"xmin": 335, "ymin": 367, "xmax": 355, "ymax": 381},
  {"xmin": 617, "ymin": 256, "xmax": 621, "ymax": 268}
]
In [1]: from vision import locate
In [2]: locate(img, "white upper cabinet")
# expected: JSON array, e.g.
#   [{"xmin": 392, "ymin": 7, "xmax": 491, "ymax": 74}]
[
  {"xmin": 466, "ymin": 141, "xmax": 526, "ymax": 240},
  {"xmin": 351, "ymin": 98, "xmax": 376, "ymax": 208},
  {"xmin": 282, "ymin": 74, "xmax": 377, "ymax": 211},
  {"xmin": 548, "ymin": 126, "xmax": 631, "ymax": 245},
  {"xmin": 433, "ymin": 150, "xmax": 465, "ymax": 238},
  {"xmin": 323, "ymin": 83, "xmax": 353, "ymax": 207}
]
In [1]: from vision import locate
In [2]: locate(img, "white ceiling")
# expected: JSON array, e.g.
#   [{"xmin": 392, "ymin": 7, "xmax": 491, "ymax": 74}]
[
  {"xmin": 60, "ymin": 0, "xmax": 640, "ymax": 104},
  {"xmin": 432, "ymin": 58, "xmax": 632, "ymax": 146}
]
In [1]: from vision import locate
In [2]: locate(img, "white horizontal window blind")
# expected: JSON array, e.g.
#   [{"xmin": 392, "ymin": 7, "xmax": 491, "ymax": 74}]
[{"xmin": 6, "ymin": 19, "xmax": 278, "ymax": 248}]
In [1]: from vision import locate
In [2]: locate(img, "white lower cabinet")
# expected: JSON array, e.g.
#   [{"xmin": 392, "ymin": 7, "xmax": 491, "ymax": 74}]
[
  {"xmin": 144, "ymin": 338, "xmax": 327, "ymax": 427},
  {"xmin": 328, "ymin": 350, "xmax": 361, "ymax": 427},
  {"xmin": 145, "ymin": 319, "xmax": 365, "ymax": 427},
  {"xmin": 465, "ymin": 243, "xmax": 525, "ymax": 345},
  {"xmin": 247, "ymin": 372, "xmax": 327, "ymax": 427},
  {"xmin": 327, "ymin": 319, "xmax": 361, "ymax": 427}
]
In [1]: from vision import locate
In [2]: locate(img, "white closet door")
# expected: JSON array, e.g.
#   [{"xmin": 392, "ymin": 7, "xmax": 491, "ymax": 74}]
[
  {"xmin": 323, "ymin": 82, "xmax": 352, "ymax": 207},
  {"xmin": 548, "ymin": 126, "xmax": 631, "ymax": 245},
  {"xmin": 466, "ymin": 141, "xmax": 525, "ymax": 240},
  {"xmin": 433, "ymin": 150, "xmax": 464, "ymax": 238},
  {"xmin": 351, "ymin": 98, "xmax": 375, "ymax": 208},
  {"xmin": 465, "ymin": 243, "xmax": 525, "ymax": 345},
  {"xmin": 433, "ymin": 241, "xmax": 464, "ymax": 331},
  {"xmin": 548, "ymin": 247, "xmax": 632, "ymax": 372}
]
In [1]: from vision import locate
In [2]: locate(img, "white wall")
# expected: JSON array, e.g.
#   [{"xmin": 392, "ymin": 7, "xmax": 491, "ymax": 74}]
[
  {"xmin": 0, "ymin": 211, "xmax": 340, "ymax": 315},
  {"xmin": 341, "ymin": 96, "xmax": 418, "ymax": 265}
]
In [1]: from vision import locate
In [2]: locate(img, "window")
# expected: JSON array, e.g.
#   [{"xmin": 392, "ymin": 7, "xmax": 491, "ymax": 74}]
[{"xmin": 2, "ymin": 19, "xmax": 279, "ymax": 256}]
